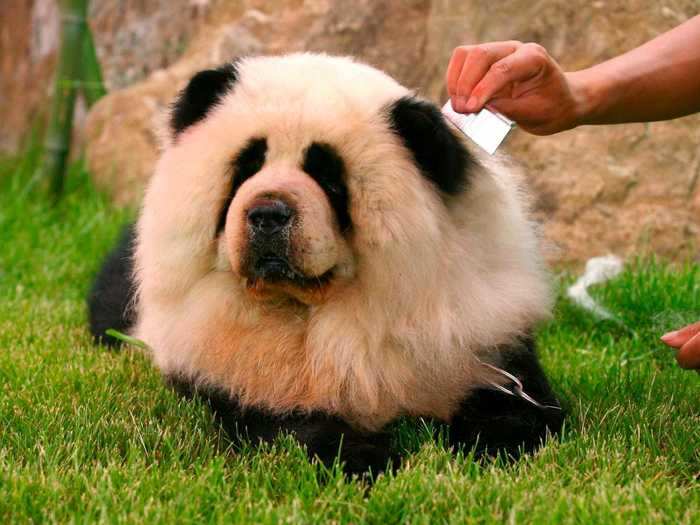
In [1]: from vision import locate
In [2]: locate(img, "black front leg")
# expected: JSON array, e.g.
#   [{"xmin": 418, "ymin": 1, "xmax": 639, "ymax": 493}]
[
  {"xmin": 167, "ymin": 376, "xmax": 395, "ymax": 477},
  {"xmin": 449, "ymin": 336, "xmax": 564, "ymax": 459},
  {"xmin": 87, "ymin": 222, "xmax": 137, "ymax": 347}
]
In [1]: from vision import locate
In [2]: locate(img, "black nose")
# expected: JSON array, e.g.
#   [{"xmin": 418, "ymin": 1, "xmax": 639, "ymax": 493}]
[{"xmin": 247, "ymin": 200, "xmax": 293, "ymax": 235}]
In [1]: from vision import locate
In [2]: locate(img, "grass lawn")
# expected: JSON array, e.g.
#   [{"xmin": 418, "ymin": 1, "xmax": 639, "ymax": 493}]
[{"xmin": 1, "ymin": 156, "xmax": 698, "ymax": 524}]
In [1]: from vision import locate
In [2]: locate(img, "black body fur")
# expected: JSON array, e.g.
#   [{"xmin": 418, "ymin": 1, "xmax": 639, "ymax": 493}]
[
  {"xmin": 448, "ymin": 337, "xmax": 564, "ymax": 458},
  {"xmin": 168, "ymin": 376, "xmax": 396, "ymax": 477},
  {"xmin": 164, "ymin": 338, "xmax": 561, "ymax": 476}
]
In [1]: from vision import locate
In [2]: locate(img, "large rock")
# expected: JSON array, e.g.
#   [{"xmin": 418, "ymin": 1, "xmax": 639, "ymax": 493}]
[
  {"xmin": 4, "ymin": 0, "xmax": 700, "ymax": 264},
  {"xmin": 0, "ymin": 0, "xmax": 58, "ymax": 151}
]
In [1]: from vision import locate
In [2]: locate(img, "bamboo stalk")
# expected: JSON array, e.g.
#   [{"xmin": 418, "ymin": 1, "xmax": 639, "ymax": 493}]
[
  {"xmin": 81, "ymin": 23, "xmax": 106, "ymax": 108},
  {"xmin": 40, "ymin": 0, "xmax": 88, "ymax": 198}
]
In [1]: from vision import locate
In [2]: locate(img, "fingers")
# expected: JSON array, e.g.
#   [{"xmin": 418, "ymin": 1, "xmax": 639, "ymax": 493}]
[
  {"xmin": 676, "ymin": 332, "xmax": 700, "ymax": 369},
  {"xmin": 661, "ymin": 320, "xmax": 700, "ymax": 370},
  {"xmin": 660, "ymin": 320, "xmax": 700, "ymax": 348},
  {"xmin": 446, "ymin": 41, "xmax": 521, "ymax": 112},
  {"xmin": 445, "ymin": 46, "xmax": 470, "ymax": 103},
  {"xmin": 467, "ymin": 43, "xmax": 549, "ymax": 112}
]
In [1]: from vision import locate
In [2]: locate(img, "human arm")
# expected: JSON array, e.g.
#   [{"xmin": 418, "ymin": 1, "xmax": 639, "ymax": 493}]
[{"xmin": 445, "ymin": 14, "xmax": 700, "ymax": 135}]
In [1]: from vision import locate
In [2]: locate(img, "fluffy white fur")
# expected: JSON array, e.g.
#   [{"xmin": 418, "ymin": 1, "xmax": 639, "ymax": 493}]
[{"xmin": 134, "ymin": 53, "xmax": 551, "ymax": 431}]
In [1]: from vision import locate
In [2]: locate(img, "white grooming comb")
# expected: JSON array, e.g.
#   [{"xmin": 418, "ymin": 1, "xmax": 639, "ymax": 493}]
[{"xmin": 441, "ymin": 100, "xmax": 515, "ymax": 155}]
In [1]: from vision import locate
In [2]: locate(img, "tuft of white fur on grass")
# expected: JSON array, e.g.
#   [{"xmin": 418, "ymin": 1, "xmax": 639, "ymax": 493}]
[{"xmin": 567, "ymin": 255, "xmax": 624, "ymax": 320}]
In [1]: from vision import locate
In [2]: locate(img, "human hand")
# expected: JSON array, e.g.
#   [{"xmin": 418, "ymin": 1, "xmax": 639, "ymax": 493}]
[
  {"xmin": 445, "ymin": 41, "xmax": 589, "ymax": 135},
  {"xmin": 661, "ymin": 320, "xmax": 700, "ymax": 369}
]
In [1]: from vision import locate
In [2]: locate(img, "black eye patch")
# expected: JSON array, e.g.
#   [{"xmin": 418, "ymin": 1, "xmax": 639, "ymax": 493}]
[
  {"xmin": 302, "ymin": 142, "xmax": 351, "ymax": 232},
  {"xmin": 216, "ymin": 137, "xmax": 268, "ymax": 234}
]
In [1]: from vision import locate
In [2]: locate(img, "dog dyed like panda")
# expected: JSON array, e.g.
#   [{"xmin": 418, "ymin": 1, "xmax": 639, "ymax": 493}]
[{"xmin": 88, "ymin": 53, "xmax": 563, "ymax": 475}]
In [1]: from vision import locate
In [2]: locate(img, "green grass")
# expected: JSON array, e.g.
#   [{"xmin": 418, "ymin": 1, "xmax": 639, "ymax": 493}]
[{"xmin": 1, "ymin": 156, "xmax": 698, "ymax": 524}]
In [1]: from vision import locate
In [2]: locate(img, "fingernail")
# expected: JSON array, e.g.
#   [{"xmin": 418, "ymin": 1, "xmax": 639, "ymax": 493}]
[
  {"xmin": 660, "ymin": 330, "xmax": 678, "ymax": 343},
  {"xmin": 455, "ymin": 96, "xmax": 468, "ymax": 110},
  {"xmin": 466, "ymin": 96, "xmax": 478, "ymax": 112}
]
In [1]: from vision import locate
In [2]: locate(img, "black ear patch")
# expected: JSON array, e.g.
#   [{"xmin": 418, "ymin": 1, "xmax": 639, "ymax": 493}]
[
  {"xmin": 302, "ymin": 142, "xmax": 351, "ymax": 232},
  {"xmin": 170, "ymin": 62, "xmax": 239, "ymax": 137},
  {"xmin": 387, "ymin": 96, "xmax": 473, "ymax": 195}
]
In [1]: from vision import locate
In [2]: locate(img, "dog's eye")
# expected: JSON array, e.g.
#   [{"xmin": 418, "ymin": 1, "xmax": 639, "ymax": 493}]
[
  {"xmin": 302, "ymin": 142, "xmax": 351, "ymax": 232},
  {"xmin": 216, "ymin": 137, "xmax": 268, "ymax": 234},
  {"xmin": 234, "ymin": 137, "xmax": 267, "ymax": 183},
  {"xmin": 324, "ymin": 182, "xmax": 341, "ymax": 195},
  {"xmin": 240, "ymin": 157, "xmax": 264, "ymax": 176}
]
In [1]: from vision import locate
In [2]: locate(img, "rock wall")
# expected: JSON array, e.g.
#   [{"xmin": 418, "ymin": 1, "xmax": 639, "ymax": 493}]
[
  {"xmin": 425, "ymin": 0, "xmax": 700, "ymax": 264},
  {"xmin": 0, "ymin": 0, "xmax": 58, "ymax": 151},
  {"xmin": 3, "ymin": 0, "xmax": 699, "ymax": 265}
]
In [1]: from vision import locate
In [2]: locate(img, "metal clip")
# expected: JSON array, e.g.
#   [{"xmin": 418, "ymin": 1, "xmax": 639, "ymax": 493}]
[{"xmin": 477, "ymin": 359, "xmax": 562, "ymax": 411}]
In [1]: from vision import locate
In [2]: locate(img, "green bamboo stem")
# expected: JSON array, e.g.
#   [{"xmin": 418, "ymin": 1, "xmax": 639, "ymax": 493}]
[
  {"xmin": 41, "ymin": 0, "xmax": 88, "ymax": 198},
  {"xmin": 81, "ymin": 24, "xmax": 106, "ymax": 108}
]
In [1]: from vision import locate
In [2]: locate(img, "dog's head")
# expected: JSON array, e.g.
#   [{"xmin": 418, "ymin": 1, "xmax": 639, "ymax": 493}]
[{"xmin": 140, "ymin": 54, "xmax": 482, "ymax": 307}]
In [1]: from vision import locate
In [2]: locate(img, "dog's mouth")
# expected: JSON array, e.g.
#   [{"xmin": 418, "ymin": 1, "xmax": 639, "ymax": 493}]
[
  {"xmin": 254, "ymin": 255, "xmax": 299, "ymax": 281},
  {"xmin": 245, "ymin": 254, "xmax": 335, "ymax": 294}
]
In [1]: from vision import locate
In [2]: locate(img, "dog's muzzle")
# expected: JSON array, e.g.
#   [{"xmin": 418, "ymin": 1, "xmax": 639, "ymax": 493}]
[{"xmin": 245, "ymin": 198, "xmax": 296, "ymax": 280}]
